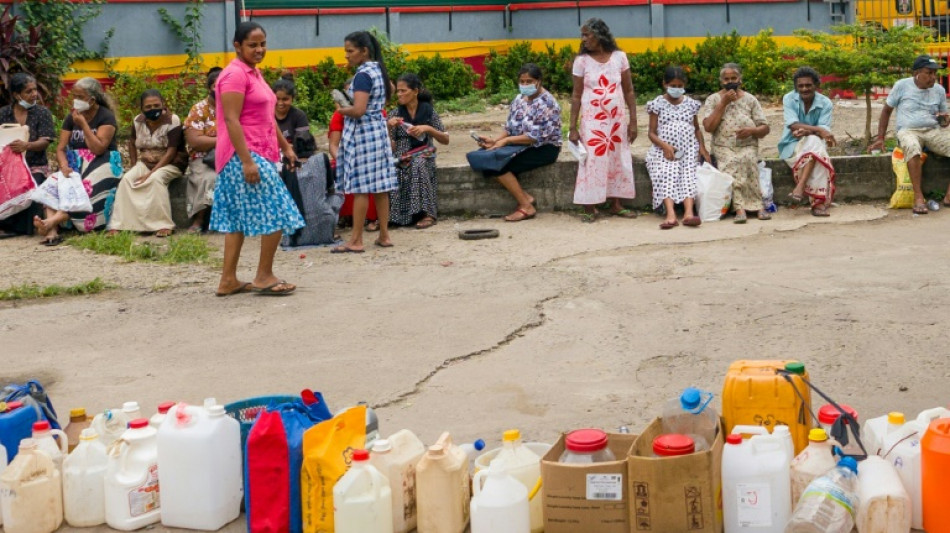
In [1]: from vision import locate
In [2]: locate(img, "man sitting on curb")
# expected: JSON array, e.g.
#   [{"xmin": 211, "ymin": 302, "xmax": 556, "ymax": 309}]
[
  {"xmin": 870, "ymin": 54, "xmax": 950, "ymax": 214},
  {"xmin": 779, "ymin": 66, "xmax": 837, "ymax": 217}
]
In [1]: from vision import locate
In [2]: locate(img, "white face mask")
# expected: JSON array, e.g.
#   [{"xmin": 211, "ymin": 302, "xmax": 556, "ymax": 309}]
[
  {"xmin": 73, "ymin": 99, "xmax": 91, "ymax": 112},
  {"xmin": 18, "ymin": 99, "xmax": 35, "ymax": 110},
  {"xmin": 667, "ymin": 87, "xmax": 686, "ymax": 99}
]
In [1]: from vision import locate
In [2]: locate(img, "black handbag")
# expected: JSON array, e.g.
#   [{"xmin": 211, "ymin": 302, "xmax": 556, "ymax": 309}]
[
  {"xmin": 466, "ymin": 145, "xmax": 527, "ymax": 172},
  {"xmin": 202, "ymin": 148, "xmax": 215, "ymax": 168}
]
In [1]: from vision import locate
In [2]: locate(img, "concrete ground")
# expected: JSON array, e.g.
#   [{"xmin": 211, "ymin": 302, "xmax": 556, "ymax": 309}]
[{"xmin": 1, "ymin": 202, "xmax": 946, "ymax": 532}]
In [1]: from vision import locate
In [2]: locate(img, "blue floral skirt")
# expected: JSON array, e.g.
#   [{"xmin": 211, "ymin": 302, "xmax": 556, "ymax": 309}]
[{"xmin": 210, "ymin": 152, "xmax": 305, "ymax": 237}]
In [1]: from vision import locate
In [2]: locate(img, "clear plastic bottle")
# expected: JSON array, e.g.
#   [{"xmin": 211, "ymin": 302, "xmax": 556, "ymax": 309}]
[
  {"xmin": 558, "ymin": 429, "xmax": 616, "ymax": 464},
  {"xmin": 662, "ymin": 387, "xmax": 718, "ymax": 452},
  {"xmin": 785, "ymin": 457, "xmax": 859, "ymax": 533}
]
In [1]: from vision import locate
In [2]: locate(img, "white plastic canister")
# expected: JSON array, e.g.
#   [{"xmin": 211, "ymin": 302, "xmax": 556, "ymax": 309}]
[
  {"xmin": 721, "ymin": 431, "xmax": 791, "ymax": 533},
  {"xmin": 63, "ymin": 428, "xmax": 108, "ymax": 527},
  {"xmin": 416, "ymin": 432, "xmax": 471, "ymax": 533},
  {"xmin": 790, "ymin": 428, "xmax": 836, "ymax": 507},
  {"xmin": 369, "ymin": 430, "xmax": 427, "ymax": 533},
  {"xmin": 30, "ymin": 420, "xmax": 67, "ymax": 472},
  {"xmin": 104, "ymin": 418, "xmax": 161, "ymax": 531},
  {"xmin": 487, "ymin": 430, "xmax": 543, "ymax": 533},
  {"xmin": 855, "ymin": 456, "xmax": 911, "ymax": 533},
  {"xmin": 157, "ymin": 402, "xmax": 242, "ymax": 530},
  {"xmin": 862, "ymin": 412, "xmax": 906, "ymax": 456},
  {"xmin": 470, "ymin": 468, "xmax": 530, "ymax": 533},
  {"xmin": 0, "ymin": 438, "xmax": 63, "ymax": 533},
  {"xmin": 333, "ymin": 449, "xmax": 393, "ymax": 533}
]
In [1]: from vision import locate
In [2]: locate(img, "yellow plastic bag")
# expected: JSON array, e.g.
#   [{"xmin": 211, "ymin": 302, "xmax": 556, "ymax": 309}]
[
  {"xmin": 301, "ymin": 405, "xmax": 366, "ymax": 533},
  {"xmin": 889, "ymin": 148, "xmax": 927, "ymax": 209}
]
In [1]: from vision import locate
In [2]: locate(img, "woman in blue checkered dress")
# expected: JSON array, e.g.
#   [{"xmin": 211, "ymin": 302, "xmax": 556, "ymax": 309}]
[{"xmin": 333, "ymin": 31, "xmax": 397, "ymax": 253}]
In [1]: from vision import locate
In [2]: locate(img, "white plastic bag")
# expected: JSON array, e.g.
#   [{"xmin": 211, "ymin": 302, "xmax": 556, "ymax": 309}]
[
  {"xmin": 567, "ymin": 140, "xmax": 588, "ymax": 164},
  {"xmin": 695, "ymin": 162, "xmax": 734, "ymax": 222},
  {"xmin": 57, "ymin": 171, "xmax": 92, "ymax": 212},
  {"xmin": 31, "ymin": 172, "xmax": 61, "ymax": 210},
  {"xmin": 758, "ymin": 161, "xmax": 775, "ymax": 210}
]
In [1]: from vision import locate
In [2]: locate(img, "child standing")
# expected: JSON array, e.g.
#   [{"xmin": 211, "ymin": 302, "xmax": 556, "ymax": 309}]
[{"xmin": 646, "ymin": 66, "xmax": 710, "ymax": 229}]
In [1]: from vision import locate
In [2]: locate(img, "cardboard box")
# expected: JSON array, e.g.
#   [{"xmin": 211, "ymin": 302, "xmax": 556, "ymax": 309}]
[
  {"xmin": 627, "ymin": 418, "xmax": 724, "ymax": 533},
  {"xmin": 541, "ymin": 433, "xmax": 637, "ymax": 533}
]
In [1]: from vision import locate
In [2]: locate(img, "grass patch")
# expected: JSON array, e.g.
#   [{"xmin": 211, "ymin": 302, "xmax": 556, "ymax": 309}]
[
  {"xmin": 435, "ymin": 92, "xmax": 493, "ymax": 115},
  {"xmin": 66, "ymin": 231, "xmax": 216, "ymax": 265},
  {"xmin": 0, "ymin": 278, "xmax": 113, "ymax": 301}
]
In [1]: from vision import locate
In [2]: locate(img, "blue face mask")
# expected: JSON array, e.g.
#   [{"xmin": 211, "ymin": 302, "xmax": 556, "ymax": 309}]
[
  {"xmin": 666, "ymin": 87, "xmax": 686, "ymax": 99},
  {"xmin": 519, "ymin": 83, "xmax": 538, "ymax": 97},
  {"xmin": 18, "ymin": 99, "xmax": 35, "ymax": 110}
]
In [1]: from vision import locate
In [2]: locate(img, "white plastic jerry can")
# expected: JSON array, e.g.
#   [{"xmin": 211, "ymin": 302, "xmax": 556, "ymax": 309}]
[
  {"xmin": 856, "ymin": 456, "xmax": 911, "ymax": 533},
  {"xmin": 369, "ymin": 430, "xmax": 427, "ymax": 533},
  {"xmin": 333, "ymin": 449, "xmax": 393, "ymax": 533},
  {"xmin": 63, "ymin": 428, "xmax": 108, "ymax": 527},
  {"xmin": 721, "ymin": 428, "xmax": 791, "ymax": 533},
  {"xmin": 487, "ymin": 429, "xmax": 543, "ymax": 533},
  {"xmin": 30, "ymin": 420, "xmax": 67, "ymax": 473},
  {"xmin": 157, "ymin": 402, "xmax": 242, "ymax": 530},
  {"xmin": 470, "ymin": 468, "xmax": 530, "ymax": 533},
  {"xmin": 104, "ymin": 418, "xmax": 161, "ymax": 531},
  {"xmin": 0, "ymin": 438, "xmax": 63, "ymax": 533}
]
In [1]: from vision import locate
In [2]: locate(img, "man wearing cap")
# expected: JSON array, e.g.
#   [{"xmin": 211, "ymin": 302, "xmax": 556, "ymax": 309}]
[{"xmin": 870, "ymin": 54, "xmax": 950, "ymax": 214}]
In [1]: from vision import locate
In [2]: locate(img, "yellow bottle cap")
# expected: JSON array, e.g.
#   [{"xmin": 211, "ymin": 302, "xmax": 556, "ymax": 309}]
[
  {"xmin": 503, "ymin": 429, "xmax": 521, "ymax": 442},
  {"xmin": 808, "ymin": 428, "xmax": 829, "ymax": 442},
  {"xmin": 888, "ymin": 412, "xmax": 905, "ymax": 425},
  {"xmin": 70, "ymin": 408, "xmax": 87, "ymax": 418}
]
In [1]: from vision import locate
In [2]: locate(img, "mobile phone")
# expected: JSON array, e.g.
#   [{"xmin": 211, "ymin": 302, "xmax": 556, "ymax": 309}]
[
  {"xmin": 331, "ymin": 89, "xmax": 352, "ymax": 108},
  {"xmin": 470, "ymin": 131, "xmax": 483, "ymax": 142}
]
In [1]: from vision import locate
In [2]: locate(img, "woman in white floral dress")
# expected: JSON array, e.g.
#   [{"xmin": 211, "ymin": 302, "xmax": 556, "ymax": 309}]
[{"xmin": 569, "ymin": 18, "xmax": 638, "ymax": 223}]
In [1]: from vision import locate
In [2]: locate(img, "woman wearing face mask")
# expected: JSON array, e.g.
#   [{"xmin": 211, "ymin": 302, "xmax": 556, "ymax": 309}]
[
  {"xmin": 34, "ymin": 77, "xmax": 120, "ymax": 244},
  {"xmin": 183, "ymin": 67, "xmax": 222, "ymax": 233},
  {"xmin": 333, "ymin": 30, "xmax": 397, "ymax": 252},
  {"xmin": 0, "ymin": 73, "xmax": 56, "ymax": 238},
  {"xmin": 386, "ymin": 73, "xmax": 449, "ymax": 229},
  {"xmin": 273, "ymin": 75, "xmax": 310, "ymax": 147},
  {"xmin": 646, "ymin": 66, "xmax": 710, "ymax": 229},
  {"xmin": 475, "ymin": 63, "xmax": 562, "ymax": 222},
  {"xmin": 108, "ymin": 89, "xmax": 187, "ymax": 236},
  {"xmin": 569, "ymin": 18, "xmax": 637, "ymax": 223},
  {"xmin": 702, "ymin": 62, "xmax": 770, "ymax": 223}
]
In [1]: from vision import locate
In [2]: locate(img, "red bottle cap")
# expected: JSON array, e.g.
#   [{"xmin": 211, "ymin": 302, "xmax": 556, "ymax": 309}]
[
  {"xmin": 0, "ymin": 401, "xmax": 24, "ymax": 413},
  {"xmin": 128, "ymin": 418, "xmax": 149, "ymax": 429},
  {"xmin": 818, "ymin": 404, "xmax": 858, "ymax": 425},
  {"xmin": 32, "ymin": 420, "xmax": 51, "ymax": 432},
  {"xmin": 352, "ymin": 449, "xmax": 370, "ymax": 462},
  {"xmin": 653, "ymin": 434, "xmax": 695, "ymax": 456},
  {"xmin": 157, "ymin": 402, "xmax": 176, "ymax": 414},
  {"xmin": 565, "ymin": 429, "xmax": 610, "ymax": 453},
  {"xmin": 726, "ymin": 434, "xmax": 743, "ymax": 445}
]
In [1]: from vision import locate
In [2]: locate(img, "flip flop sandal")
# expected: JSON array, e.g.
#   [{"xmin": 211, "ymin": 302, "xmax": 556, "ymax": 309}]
[
  {"xmin": 757, "ymin": 211, "xmax": 772, "ymax": 220},
  {"xmin": 215, "ymin": 282, "xmax": 253, "ymax": 297},
  {"xmin": 580, "ymin": 212, "xmax": 599, "ymax": 223},
  {"xmin": 733, "ymin": 213, "xmax": 748, "ymax": 224},
  {"xmin": 415, "ymin": 218, "xmax": 436, "ymax": 229},
  {"xmin": 811, "ymin": 206, "xmax": 830, "ymax": 217},
  {"xmin": 374, "ymin": 239, "xmax": 394, "ymax": 248},
  {"xmin": 682, "ymin": 216, "xmax": 702, "ymax": 227},
  {"xmin": 41, "ymin": 236, "xmax": 63, "ymax": 247},
  {"xmin": 330, "ymin": 245, "xmax": 365, "ymax": 254},
  {"xmin": 610, "ymin": 209, "xmax": 638, "ymax": 219},
  {"xmin": 504, "ymin": 208, "xmax": 536, "ymax": 222},
  {"xmin": 912, "ymin": 204, "xmax": 929, "ymax": 215},
  {"xmin": 365, "ymin": 221, "xmax": 380, "ymax": 232},
  {"xmin": 659, "ymin": 220, "xmax": 679, "ymax": 230},
  {"xmin": 459, "ymin": 229, "xmax": 500, "ymax": 240},
  {"xmin": 253, "ymin": 281, "xmax": 296, "ymax": 296}
]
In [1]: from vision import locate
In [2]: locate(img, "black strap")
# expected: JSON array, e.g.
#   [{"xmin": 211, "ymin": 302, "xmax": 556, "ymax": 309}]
[
  {"xmin": 280, "ymin": 161, "xmax": 306, "ymax": 244},
  {"xmin": 777, "ymin": 369, "xmax": 868, "ymax": 460},
  {"xmin": 322, "ymin": 153, "xmax": 335, "ymax": 196}
]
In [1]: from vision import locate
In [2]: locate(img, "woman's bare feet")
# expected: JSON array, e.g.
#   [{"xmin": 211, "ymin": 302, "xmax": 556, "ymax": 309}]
[
  {"xmin": 155, "ymin": 228, "xmax": 173, "ymax": 238},
  {"xmin": 33, "ymin": 215, "xmax": 51, "ymax": 236}
]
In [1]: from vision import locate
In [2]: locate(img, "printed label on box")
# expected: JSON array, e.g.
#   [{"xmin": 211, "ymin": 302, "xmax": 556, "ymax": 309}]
[
  {"xmin": 736, "ymin": 483, "xmax": 772, "ymax": 527},
  {"xmin": 586, "ymin": 474, "xmax": 623, "ymax": 501}
]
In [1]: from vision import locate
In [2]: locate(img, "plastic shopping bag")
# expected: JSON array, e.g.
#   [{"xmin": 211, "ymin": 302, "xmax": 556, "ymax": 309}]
[
  {"xmin": 758, "ymin": 161, "xmax": 776, "ymax": 211},
  {"xmin": 57, "ymin": 171, "xmax": 92, "ymax": 212},
  {"xmin": 695, "ymin": 162, "xmax": 734, "ymax": 222},
  {"xmin": 0, "ymin": 145, "xmax": 37, "ymax": 220},
  {"xmin": 888, "ymin": 148, "xmax": 924, "ymax": 209},
  {"xmin": 300, "ymin": 405, "xmax": 367, "ymax": 533}
]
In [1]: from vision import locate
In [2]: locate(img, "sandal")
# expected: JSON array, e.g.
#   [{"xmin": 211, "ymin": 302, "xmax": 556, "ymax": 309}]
[
  {"xmin": 580, "ymin": 212, "xmax": 598, "ymax": 224},
  {"xmin": 733, "ymin": 212, "xmax": 748, "ymax": 224},
  {"xmin": 757, "ymin": 211, "xmax": 772, "ymax": 221},
  {"xmin": 504, "ymin": 208, "xmax": 536, "ymax": 222},
  {"xmin": 659, "ymin": 220, "xmax": 679, "ymax": 230},
  {"xmin": 609, "ymin": 208, "xmax": 638, "ymax": 219},
  {"xmin": 912, "ymin": 204, "xmax": 929, "ymax": 215},
  {"xmin": 41, "ymin": 235, "xmax": 63, "ymax": 247},
  {"xmin": 186, "ymin": 225, "xmax": 203, "ymax": 234},
  {"xmin": 365, "ymin": 220, "xmax": 380, "ymax": 232},
  {"xmin": 253, "ymin": 280, "xmax": 296, "ymax": 296},
  {"xmin": 682, "ymin": 216, "xmax": 702, "ymax": 227},
  {"xmin": 788, "ymin": 192, "xmax": 804, "ymax": 203},
  {"xmin": 811, "ymin": 205, "xmax": 830, "ymax": 217},
  {"xmin": 415, "ymin": 217, "xmax": 436, "ymax": 229},
  {"xmin": 215, "ymin": 282, "xmax": 252, "ymax": 297},
  {"xmin": 156, "ymin": 228, "xmax": 173, "ymax": 238}
]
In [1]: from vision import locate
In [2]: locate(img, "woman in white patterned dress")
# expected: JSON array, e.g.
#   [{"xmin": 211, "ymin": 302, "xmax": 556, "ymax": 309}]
[{"xmin": 569, "ymin": 18, "xmax": 638, "ymax": 223}]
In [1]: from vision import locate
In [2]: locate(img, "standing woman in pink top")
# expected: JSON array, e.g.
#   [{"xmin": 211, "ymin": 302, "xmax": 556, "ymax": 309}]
[{"xmin": 211, "ymin": 21, "xmax": 305, "ymax": 296}]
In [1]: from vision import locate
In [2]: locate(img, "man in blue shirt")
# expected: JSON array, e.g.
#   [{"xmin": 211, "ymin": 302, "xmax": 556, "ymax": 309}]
[
  {"xmin": 779, "ymin": 67, "xmax": 837, "ymax": 216},
  {"xmin": 870, "ymin": 55, "xmax": 950, "ymax": 214}
]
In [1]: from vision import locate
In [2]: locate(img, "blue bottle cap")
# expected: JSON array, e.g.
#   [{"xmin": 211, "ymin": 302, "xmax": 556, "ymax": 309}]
[
  {"xmin": 680, "ymin": 388, "xmax": 702, "ymax": 410},
  {"xmin": 838, "ymin": 456, "xmax": 858, "ymax": 474},
  {"xmin": 474, "ymin": 439, "xmax": 486, "ymax": 451}
]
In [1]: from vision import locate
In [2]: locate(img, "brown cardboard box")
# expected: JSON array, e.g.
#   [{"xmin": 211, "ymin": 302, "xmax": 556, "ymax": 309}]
[
  {"xmin": 541, "ymin": 433, "xmax": 637, "ymax": 533},
  {"xmin": 627, "ymin": 418, "xmax": 724, "ymax": 533}
]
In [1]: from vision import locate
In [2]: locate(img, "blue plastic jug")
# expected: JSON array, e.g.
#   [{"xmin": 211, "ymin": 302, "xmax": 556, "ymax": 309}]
[{"xmin": 0, "ymin": 401, "xmax": 39, "ymax": 461}]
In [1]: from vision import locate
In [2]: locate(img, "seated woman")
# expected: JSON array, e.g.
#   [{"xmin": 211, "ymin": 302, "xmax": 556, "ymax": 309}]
[
  {"xmin": 108, "ymin": 89, "xmax": 187, "ymax": 236},
  {"xmin": 34, "ymin": 77, "xmax": 121, "ymax": 244},
  {"xmin": 273, "ymin": 75, "xmax": 310, "ymax": 147},
  {"xmin": 0, "ymin": 73, "xmax": 55, "ymax": 238},
  {"xmin": 702, "ymin": 63, "xmax": 770, "ymax": 223},
  {"xmin": 474, "ymin": 63, "xmax": 562, "ymax": 222},
  {"xmin": 183, "ymin": 67, "xmax": 222, "ymax": 233},
  {"xmin": 387, "ymin": 73, "xmax": 449, "ymax": 229}
]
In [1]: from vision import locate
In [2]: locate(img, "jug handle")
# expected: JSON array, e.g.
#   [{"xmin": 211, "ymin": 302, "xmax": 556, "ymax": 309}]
[
  {"xmin": 729, "ymin": 425, "xmax": 770, "ymax": 438},
  {"xmin": 916, "ymin": 408, "xmax": 950, "ymax": 426},
  {"xmin": 528, "ymin": 477, "xmax": 542, "ymax": 501},
  {"xmin": 472, "ymin": 469, "xmax": 487, "ymax": 498},
  {"xmin": 51, "ymin": 428, "xmax": 68, "ymax": 454}
]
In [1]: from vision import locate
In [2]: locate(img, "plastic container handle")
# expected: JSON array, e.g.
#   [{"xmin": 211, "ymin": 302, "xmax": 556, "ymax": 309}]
[
  {"xmin": 730, "ymin": 425, "xmax": 770, "ymax": 437},
  {"xmin": 916, "ymin": 407, "xmax": 950, "ymax": 426},
  {"xmin": 528, "ymin": 476, "xmax": 542, "ymax": 501},
  {"xmin": 472, "ymin": 469, "xmax": 487, "ymax": 498},
  {"xmin": 51, "ymin": 428, "xmax": 68, "ymax": 454}
]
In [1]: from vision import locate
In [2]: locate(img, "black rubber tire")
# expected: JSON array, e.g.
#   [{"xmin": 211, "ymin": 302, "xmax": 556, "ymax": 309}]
[{"xmin": 458, "ymin": 229, "xmax": 500, "ymax": 240}]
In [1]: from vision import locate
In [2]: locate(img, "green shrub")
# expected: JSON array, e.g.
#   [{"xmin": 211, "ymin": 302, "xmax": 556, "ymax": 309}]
[
  {"xmin": 485, "ymin": 41, "xmax": 576, "ymax": 95},
  {"xmin": 403, "ymin": 54, "xmax": 478, "ymax": 101},
  {"xmin": 627, "ymin": 45, "xmax": 696, "ymax": 98},
  {"xmin": 108, "ymin": 67, "xmax": 205, "ymax": 131}
]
